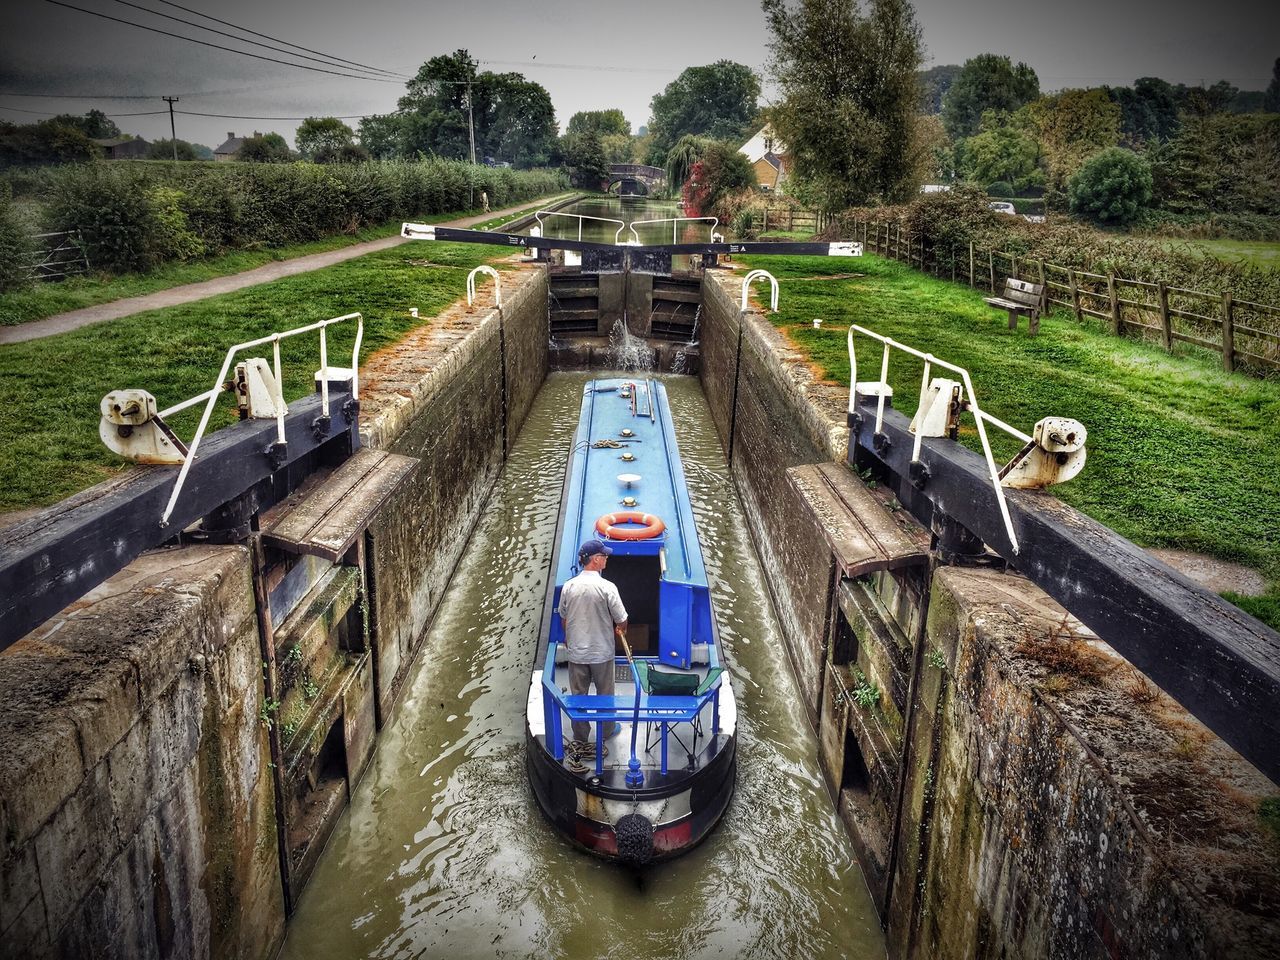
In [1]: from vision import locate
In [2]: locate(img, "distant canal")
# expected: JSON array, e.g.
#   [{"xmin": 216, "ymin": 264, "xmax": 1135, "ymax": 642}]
[
  {"xmin": 278, "ymin": 375, "xmax": 885, "ymax": 959},
  {"xmin": 530, "ymin": 195, "xmax": 719, "ymax": 271}
]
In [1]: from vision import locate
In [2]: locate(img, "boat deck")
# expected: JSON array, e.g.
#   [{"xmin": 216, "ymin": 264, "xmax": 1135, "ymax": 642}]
[{"xmin": 529, "ymin": 658, "xmax": 737, "ymax": 778}]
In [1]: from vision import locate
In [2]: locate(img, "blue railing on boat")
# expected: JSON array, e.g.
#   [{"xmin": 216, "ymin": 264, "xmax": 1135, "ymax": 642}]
[{"xmin": 541, "ymin": 649, "xmax": 723, "ymax": 779}]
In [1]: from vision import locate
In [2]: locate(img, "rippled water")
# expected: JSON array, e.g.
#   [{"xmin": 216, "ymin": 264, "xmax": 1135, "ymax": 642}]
[{"xmin": 279, "ymin": 374, "xmax": 885, "ymax": 960}]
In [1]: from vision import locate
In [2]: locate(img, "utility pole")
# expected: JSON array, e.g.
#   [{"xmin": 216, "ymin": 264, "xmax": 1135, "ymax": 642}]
[
  {"xmin": 162, "ymin": 96, "xmax": 179, "ymax": 160},
  {"xmin": 465, "ymin": 77, "xmax": 476, "ymax": 209}
]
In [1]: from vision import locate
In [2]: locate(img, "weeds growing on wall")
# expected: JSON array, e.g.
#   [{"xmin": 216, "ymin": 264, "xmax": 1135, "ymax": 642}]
[{"xmin": 0, "ymin": 159, "xmax": 567, "ymax": 280}]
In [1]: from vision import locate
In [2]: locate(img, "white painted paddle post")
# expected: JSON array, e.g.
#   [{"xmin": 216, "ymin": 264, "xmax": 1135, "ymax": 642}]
[
  {"xmin": 466, "ymin": 265, "xmax": 501, "ymax": 307},
  {"xmin": 740, "ymin": 269, "xmax": 779, "ymax": 313}
]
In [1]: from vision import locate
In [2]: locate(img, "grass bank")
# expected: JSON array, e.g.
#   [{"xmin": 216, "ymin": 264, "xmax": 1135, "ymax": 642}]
[
  {"xmin": 0, "ymin": 241, "xmax": 510, "ymax": 511},
  {"xmin": 739, "ymin": 251, "xmax": 1280, "ymax": 628},
  {"xmin": 0, "ymin": 195, "xmax": 569, "ymax": 327}
]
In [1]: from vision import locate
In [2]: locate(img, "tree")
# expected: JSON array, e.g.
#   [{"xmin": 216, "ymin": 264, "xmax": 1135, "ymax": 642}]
[
  {"xmin": 918, "ymin": 64, "xmax": 960, "ymax": 114},
  {"xmin": 648, "ymin": 61, "xmax": 760, "ymax": 157},
  {"xmin": 664, "ymin": 134, "xmax": 708, "ymax": 189},
  {"xmin": 1028, "ymin": 89, "xmax": 1121, "ymax": 193},
  {"xmin": 1110, "ymin": 77, "xmax": 1179, "ymax": 144},
  {"xmin": 567, "ymin": 110, "xmax": 630, "ymax": 138},
  {"xmin": 47, "ymin": 109, "xmax": 121, "ymax": 140},
  {"xmin": 479, "ymin": 73, "xmax": 557, "ymax": 166},
  {"xmin": 1265, "ymin": 58, "xmax": 1280, "ymax": 113},
  {"xmin": 561, "ymin": 130, "xmax": 609, "ymax": 188},
  {"xmin": 958, "ymin": 118, "xmax": 1039, "ymax": 189},
  {"xmin": 1068, "ymin": 148, "xmax": 1152, "ymax": 226},
  {"xmin": 941, "ymin": 54, "xmax": 1040, "ymax": 140},
  {"xmin": 395, "ymin": 51, "xmax": 557, "ymax": 167},
  {"xmin": 681, "ymin": 141, "xmax": 756, "ymax": 217},
  {"xmin": 236, "ymin": 133, "xmax": 291, "ymax": 162},
  {"xmin": 358, "ymin": 114, "xmax": 405, "ymax": 160},
  {"xmin": 146, "ymin": 138, "xmax": 199, "ymax": 161},
  {"xmin": 763, "ymin": 0, "xmax": 925, "ymax": 210},
  {"xmin": 296, "ymin": 117, "xmax": 356, "ymax": 162},
  {"xmin": 0, "ymin": 120, "xmax": 99, "ymax": 166}
]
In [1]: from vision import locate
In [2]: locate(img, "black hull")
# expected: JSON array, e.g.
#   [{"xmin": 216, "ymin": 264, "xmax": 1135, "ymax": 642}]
[{"xmin": 526, "ymin": 731, "xmax": 736, "ymax": 862}]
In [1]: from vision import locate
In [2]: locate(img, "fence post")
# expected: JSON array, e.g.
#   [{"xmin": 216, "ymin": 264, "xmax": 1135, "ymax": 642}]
[
  {"xmin": 1069, "ymin": 268, "xmax": 1081, "ymax": 321},
  {"xmin": 1222, "ymin": 291, "xmax": 1235, "ymax": 373},
  {"xmin": 988, "ymin": 250, "xmax": 996, "ymax": 292},
  {"xmin": 968, "ymin": 242, "xmax": 975, "ymax": 288},
  {"xmin": 1157, "ymin": 281, "xmax": 1172, "ymax": 352},
  {"xmin": 1036, "ymin": 260, "xmax": 1047, "ymax": 313},
  {"xmin": 762, "ymin": 207, "xmax": 768, "ymax": 233},
  {"xmin": 1107, "ymin": 273, "xmax": 1120, "ymax": 335},
  {"xmin": 951, "ymin": 245, "xmax": 956, "ymax": 282}
]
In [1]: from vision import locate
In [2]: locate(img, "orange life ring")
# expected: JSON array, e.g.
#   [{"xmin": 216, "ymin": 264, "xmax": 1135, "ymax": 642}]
[{"xmin": 595, "ymin": 511, "xmax": 666, "ymax": 541}]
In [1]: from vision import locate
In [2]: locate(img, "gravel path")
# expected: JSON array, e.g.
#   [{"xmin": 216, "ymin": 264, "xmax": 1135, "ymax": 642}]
[{"xmin": 0, "ymin": 196, "xmax": 571, "ymax": 345}]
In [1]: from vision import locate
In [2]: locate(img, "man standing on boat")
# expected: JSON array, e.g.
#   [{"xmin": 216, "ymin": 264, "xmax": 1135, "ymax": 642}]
[{"xmin": 559, "ymin": 539, "xmax": 628, "ymax": 754}]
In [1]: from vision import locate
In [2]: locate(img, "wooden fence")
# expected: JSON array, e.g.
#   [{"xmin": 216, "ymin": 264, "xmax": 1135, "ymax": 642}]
[
  {"xmin": 761, "ymin": 205, "xmax": 831, "ymax": 235},
  {"xmin": 846, "ymin": 218, "xmax": 1280, "ymax": 375}
]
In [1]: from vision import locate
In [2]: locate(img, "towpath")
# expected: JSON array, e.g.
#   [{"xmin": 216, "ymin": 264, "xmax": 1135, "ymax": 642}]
[{"xmin": 0, "ymin": 194, "xmax": 573, "ymax": 345}]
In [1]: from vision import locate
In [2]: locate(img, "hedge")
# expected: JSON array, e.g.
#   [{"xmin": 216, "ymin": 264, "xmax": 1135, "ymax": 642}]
[{"xmin": 1, "ymin": 159, "xmax": 567, "ymax": 278}]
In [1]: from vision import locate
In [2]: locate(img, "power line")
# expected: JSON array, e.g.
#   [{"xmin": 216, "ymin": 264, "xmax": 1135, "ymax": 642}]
[
  {"xmin": 0, "ymin": 105, "xmax": 167, "ymax": 117},
  {"xmin": 41, "ymin": 0, "xmax": 404, "ymax": 83},
  {"xmin": 481, "ymin": 59, "xmax": 673, "ymax": 76},
  {"xmin": 104, "ymin": 0, "xmax": 407, "ymax": 81},
  {"xmin": 178, "ymin": 110, "xmax": 370, "ymax": 120},
  {"xmin": 147, "ymin": 0, "xmax": 406, "ymax": 80}
]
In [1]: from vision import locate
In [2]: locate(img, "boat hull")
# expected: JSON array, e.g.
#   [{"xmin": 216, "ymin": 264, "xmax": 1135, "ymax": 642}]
[{"xmin": 526, "ymin": 730, "xmax": 736, "ymax": 863}]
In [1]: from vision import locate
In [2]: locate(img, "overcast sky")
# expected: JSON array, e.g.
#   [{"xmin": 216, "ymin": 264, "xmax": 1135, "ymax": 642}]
[{"xmin": 0, "ymin": 0, "xmax": 1274, "ymax": 150}]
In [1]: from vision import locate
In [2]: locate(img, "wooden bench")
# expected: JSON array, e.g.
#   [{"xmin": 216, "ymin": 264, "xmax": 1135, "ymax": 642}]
[{"xmin": 985, "ymin": 278, "xmax": 1045, "ymax": 335}]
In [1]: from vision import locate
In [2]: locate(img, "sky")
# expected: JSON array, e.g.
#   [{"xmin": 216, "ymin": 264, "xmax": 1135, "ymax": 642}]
[{"xmin": 0, "ymin": 0, "xmax": 1274, "ymax": 150}]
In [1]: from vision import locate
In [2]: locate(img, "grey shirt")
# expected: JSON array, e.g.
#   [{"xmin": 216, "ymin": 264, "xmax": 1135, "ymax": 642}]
[{"xmin": 558, "ymin": 570, "xmax": 628, "ymax": 664}]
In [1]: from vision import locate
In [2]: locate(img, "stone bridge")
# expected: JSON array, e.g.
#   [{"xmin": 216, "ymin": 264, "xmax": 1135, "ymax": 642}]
[{"xmin": 607, "ymin": 163, "xmax": 665, "ymax": 197}]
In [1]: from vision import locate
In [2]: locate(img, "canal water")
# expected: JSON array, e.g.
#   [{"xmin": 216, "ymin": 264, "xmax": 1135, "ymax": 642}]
[
  {"xmin": 279, "ymin": 374, "xmax": 885, "ymax": 959},
  {"xmin": 531, "ymin": 195, "xmax": 719, "ymax": 271}
]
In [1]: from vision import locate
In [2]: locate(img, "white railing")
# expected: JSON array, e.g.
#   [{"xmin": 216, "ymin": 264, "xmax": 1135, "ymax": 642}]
[
  {"xmin": 466, "ymin": 265, "xmax": 501, "ymax": 307},
  {"xmin": 627, "ymin": 216, "xmax": 719, "ymax": 246},
  {"xmin": 534, "ymin": 210, "xmax": 626, "ymax": 245},
  {"xmin": 845, "ymin": 323, "xmax": 1027, "ymax": 554},
  {"xmin": 741, "ymin": 269, "xmax": 779, "ymax": 312},
  {"xmin": 158, "ymin": 312, "xmax": 364, "ymax": 528}
]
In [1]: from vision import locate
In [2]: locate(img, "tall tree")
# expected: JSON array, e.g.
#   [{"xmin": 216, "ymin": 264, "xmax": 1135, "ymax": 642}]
[
  {"xmin": 48, "ymin": 109, "xmax": 121, "ymax": 140},
  {"xmin": 763, "ymin": 0, "xmax": 925, "ymax": 210},
  {"xmin": 941, "ymin": 54, "xmax": 1040, "ymax": 139},
  {"xmin": 647, "ymin": 61, "xmax": 760, "ymax": 157},
  {"xmin": 1266, "ymin": 58, "xmax": 1280, "ymax": 113},
  {"xmin": 395, "ymin": 51, "xmax": 556, "ymax": 166},
  {"xmin": 918, "ymin": 64, "xmax": 960, "ymax": 114},
  {"xmin": 567, "ymin": 110, "xmax": 631, "ymax": 138},
  {"xmin": 295, "ymin": 117, "xmax": 356, "ymax": 161},
  {"xmin": 358, "ymin": 114, "xmax": 405, "ymax": 160},
  {"xmin": 1110, "ymin": 77, "xmax": 1179, "ymax": 144},
  {"xmin": 1028, "ymin": 89, "xmax": 1121, "ymax": 193}
]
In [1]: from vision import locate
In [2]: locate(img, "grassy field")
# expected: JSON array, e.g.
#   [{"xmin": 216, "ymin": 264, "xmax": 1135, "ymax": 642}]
[
  {"xmin": 739, "ymin": 251, "xmax": 1280, "ymax": 628},
  {"xmin": 0, "ymin": 241, "xmax": 510, "ymax": 511},
  {"xmin": 1190, "ymin": 238, "xmax": 1280, "ymax": 270},
  {"xmin": 0, "ymin": 195, "xmax": 570, "ymax": 327}
]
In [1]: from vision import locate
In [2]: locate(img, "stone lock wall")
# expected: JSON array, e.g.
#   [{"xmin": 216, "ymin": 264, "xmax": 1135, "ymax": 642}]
[
  {"xmin": 0, "ymin": 547, "xmax": 283, "ymax": 960},
  {"xmin": 0, "ymin": 262, "xmax": 551, "ymax": 960},
  {"xmin": 697, "ymin": 269, "xmax": 1280, "ymax": 959}
]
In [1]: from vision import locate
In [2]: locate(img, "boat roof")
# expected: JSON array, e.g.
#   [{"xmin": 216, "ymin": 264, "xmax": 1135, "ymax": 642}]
[{"xmin": 554, "ymin": 378, "xmax": 707, "ymax": 588}]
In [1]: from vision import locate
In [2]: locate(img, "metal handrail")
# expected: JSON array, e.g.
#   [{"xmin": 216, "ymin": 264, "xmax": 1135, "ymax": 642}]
[
  {"xmin": 627, "ymin": 216, "xmax": 719, "ymax": 245},
  {"xmin": 158, "ymin": 312, "xmax": 364, "ymax": 528},
  {"xmin": 844, "ymin": 322, "xmax": 1026, "ymax": 553},
  {"xmin": 534, "ymin": 210, "xmax": 626, "ymax": 245},
  {"xmin": 741, "ymin": 269, "xmax": 779, "ymax": 312},
  {"xmin": 466, "ymin": 265, "xmax": 502, "ymax": 306}
]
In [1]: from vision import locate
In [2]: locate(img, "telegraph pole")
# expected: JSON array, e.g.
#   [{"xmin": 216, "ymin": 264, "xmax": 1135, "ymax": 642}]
[
  {"xmin": 162, "ymin": 96, "xmax": 179, "ymax": 160},
  {"xmin": 465, "ymin": 77, "xmax": 476, "ymax": 208}
]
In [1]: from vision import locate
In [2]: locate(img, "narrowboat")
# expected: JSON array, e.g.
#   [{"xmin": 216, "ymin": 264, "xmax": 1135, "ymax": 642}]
[{"xmin": 525, "ymin": 378, "xmax": 737, "ymax": 864}]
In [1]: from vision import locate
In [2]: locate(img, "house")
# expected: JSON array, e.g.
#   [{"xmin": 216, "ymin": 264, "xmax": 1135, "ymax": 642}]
[
  {"xmin": 92, "ymin": 136, "xmax": 150, "ymax": 160},
  {"xmin": 213, "ymin": 131, "xmax": 261, "ymax": 161},
  {"xmin": 739, "ymin": 124, "xmax": 788, "ymax": 192}
]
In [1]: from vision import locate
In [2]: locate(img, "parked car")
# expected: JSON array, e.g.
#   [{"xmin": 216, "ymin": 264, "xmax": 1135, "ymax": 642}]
[{"xmin": 988, "ymin": 201, "xmax": 1016, "ymax": 215}]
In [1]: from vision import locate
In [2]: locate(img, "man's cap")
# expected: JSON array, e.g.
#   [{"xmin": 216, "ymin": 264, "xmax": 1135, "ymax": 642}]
[{"xmin": 578, "ymin": 538, "xmax": 613, "ymax": 560}]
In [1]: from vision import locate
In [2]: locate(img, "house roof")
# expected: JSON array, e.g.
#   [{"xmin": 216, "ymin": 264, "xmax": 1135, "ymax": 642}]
[
  {"xmin": 214, "ymin": 135, "xmax": 246, "ymax": 155},
  {"xmin": 739, "ymin": 124, "xmax": 787, "ymax": 165}
]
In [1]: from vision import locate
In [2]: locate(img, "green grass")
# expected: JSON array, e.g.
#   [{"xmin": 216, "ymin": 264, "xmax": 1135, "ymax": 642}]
[
  {"xmin": 1188, "ymin": 238, "xmax": 1280, "ymax": 270},
  {"xmin": 0, "ymin": 194, "xmax": 572, "ymax": 327},
  {"xmin": 0, "ymin": 241, "xmax": 511, "ymax": 511},
  {"xmin": 740, "ymin": 251, "xmax": 1280, "ymax": 627}
]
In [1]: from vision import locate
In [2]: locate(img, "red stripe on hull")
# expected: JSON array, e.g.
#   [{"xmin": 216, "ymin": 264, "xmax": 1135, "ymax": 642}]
[{"xmin": 574, "ymin": 816, "xmax": 694, "ymax": 858}]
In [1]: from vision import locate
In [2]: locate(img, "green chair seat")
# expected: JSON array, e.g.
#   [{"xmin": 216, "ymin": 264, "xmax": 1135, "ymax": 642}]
[{"xmin": 633, "ymin": 661, "xmax": 724, "ymax": 697}]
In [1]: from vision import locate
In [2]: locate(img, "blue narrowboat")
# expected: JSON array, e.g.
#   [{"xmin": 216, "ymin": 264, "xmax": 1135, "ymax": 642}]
[{"xmin": 525, "ymin": 378, "xmax": 737, "ymax": 863}]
